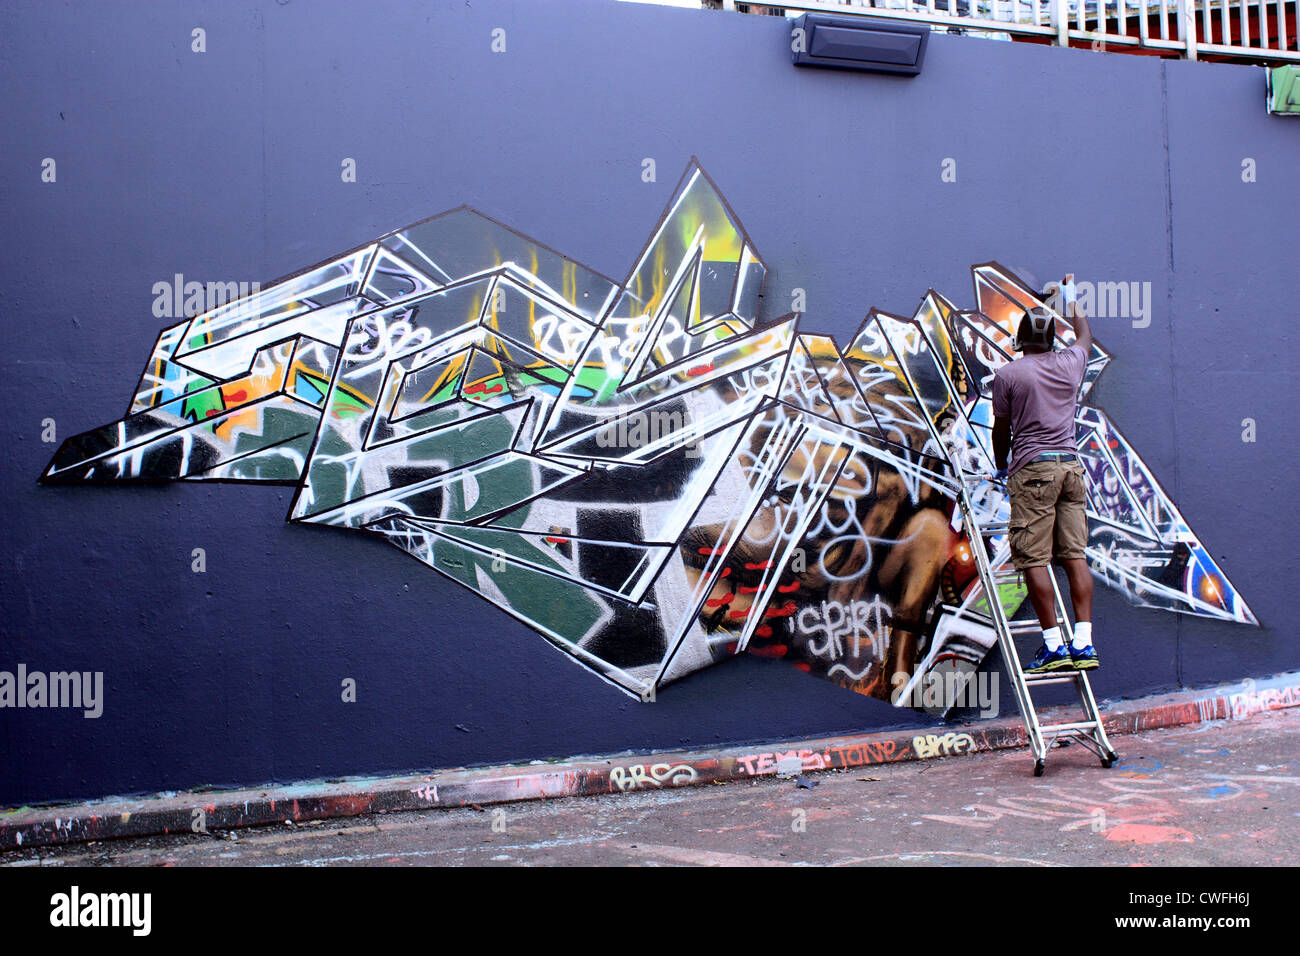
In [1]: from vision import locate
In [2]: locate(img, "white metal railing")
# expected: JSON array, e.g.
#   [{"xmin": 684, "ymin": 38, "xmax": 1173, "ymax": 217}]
[{"xmin": 630, "ymin": 0, "xmax": 1300, "ymax": 63}]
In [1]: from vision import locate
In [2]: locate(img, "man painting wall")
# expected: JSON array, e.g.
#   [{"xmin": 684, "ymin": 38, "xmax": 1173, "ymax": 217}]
[{"xmin": 991, "ymin": 276, "xmax": 1099, "ymax": 674}]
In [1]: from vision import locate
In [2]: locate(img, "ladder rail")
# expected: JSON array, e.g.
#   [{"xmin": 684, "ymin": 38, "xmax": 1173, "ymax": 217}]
[
  {"xmin": 1041, "ymin": 517, "xmax": 1118, "ymax": 761},
  {"xmin": 951, "ymin": 465, "xmax": 1049, "ymax": 763},
  {"xmin": 947, "ymin": 448, "xmax": 1115, "ymax": 774}
]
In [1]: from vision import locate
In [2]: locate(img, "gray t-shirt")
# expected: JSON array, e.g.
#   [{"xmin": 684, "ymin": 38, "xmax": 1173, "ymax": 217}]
[{"xmin": 991, "ymin": 344, "xmax": 1086, "ymax": 477}]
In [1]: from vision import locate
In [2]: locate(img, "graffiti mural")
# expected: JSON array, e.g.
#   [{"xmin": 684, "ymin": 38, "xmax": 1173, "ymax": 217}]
[{"xmin": 41, "ymin": 160, "xmax": 1256, "ymax": 705}]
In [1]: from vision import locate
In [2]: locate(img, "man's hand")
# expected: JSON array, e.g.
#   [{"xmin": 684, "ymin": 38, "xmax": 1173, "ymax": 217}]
[{"xmin": 1054, "ymin": 273, "xmax": 1093, "ymax": 355}]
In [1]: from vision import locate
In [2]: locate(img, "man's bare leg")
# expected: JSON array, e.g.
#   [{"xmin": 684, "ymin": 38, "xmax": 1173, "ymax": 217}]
[
  {"xmin": 1022, "ymin": 565, "xmax": 1059, "ymax": 630},
  {"xmin": 1061, "ymin": 557, "xmax": 1093, "ymax": 624},
  {"xmin": 1020, "ymin": 563, "xmax": 1080, "ymax": 672}
]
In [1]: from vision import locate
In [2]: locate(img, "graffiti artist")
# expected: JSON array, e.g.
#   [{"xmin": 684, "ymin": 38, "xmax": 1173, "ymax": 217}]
[{"xmin": 990, "ymin": 275, "xmax": 1099, "ymax": 674}]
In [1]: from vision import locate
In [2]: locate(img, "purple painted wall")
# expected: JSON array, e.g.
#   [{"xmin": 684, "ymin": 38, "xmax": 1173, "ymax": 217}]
[{"xmin": 1, "ymin": 0, "xmax": 1295, "ymax": 805}]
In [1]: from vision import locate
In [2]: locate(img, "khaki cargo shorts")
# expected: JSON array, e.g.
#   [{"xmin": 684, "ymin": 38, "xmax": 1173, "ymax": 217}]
[{"xmin": 1008, "ymin": 460, "xmax": 1088, "ymax": 570}]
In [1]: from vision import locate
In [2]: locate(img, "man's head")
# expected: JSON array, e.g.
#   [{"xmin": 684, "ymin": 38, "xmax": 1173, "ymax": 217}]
[{"xmin": 1013, "ymin": 307, "xmax": 1056, "ymax": 353}]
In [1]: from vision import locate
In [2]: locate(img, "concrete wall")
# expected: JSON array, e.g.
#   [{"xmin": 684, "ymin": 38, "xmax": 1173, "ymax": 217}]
[{"xmin": 1, "ymin": 0, "xmax": 1295, "ymax": 805}]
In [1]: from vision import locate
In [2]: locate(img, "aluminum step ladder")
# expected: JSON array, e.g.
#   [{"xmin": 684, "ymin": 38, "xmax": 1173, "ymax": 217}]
[{"xmin": 949, "ymin": 456, "xmax": 1118, "ymax": 777}]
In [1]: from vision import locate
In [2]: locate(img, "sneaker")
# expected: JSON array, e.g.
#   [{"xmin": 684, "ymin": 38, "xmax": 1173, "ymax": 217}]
[
  {"xmin": 1069, "ymin": 643, "xmax": 1100, "ymax": 670},
  {"xmin": 1024, "ymin": 643, "xmax": 1073, "ymax": 674}
]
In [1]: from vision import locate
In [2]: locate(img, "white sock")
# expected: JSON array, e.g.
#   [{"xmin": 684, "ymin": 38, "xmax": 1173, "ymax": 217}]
[
  {"xmin": 1072, "ymin": 621, "xmax": 1093, "ymax": 649},
  {"xmin": 1042, "ymin": 626, "xmax": 1063, "ymax": 651}
]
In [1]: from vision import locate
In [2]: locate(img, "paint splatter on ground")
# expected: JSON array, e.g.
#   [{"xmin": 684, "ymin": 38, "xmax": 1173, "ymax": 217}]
[{"xmin": 4, "ymin": 708, "xmax": 1298, "ymax": 867}]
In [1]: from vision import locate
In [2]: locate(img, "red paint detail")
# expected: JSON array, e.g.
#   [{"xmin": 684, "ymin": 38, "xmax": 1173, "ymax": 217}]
[
  {"xmin": 724, "ymin": 641, "xmax": 739, "ymax": 654},
  {"xmin": 466, "ymin": 382, "xmax": 504, "ymax": 395},
  {"xmin": 765, "ymin": 601, "xmax": 797, "ymax": 619},
  {"xmin": 698, "ymin": 547, "xmax": 722, "ymax": 556},
  {"xmin": 777, "ymin": 582, "xmax": 800, "ymax": 594},
  {"xmin": 793, "ymin": 662, "xmax": 812, "ymax": 672},
  {"xmin": 739, "ymin": 585, "xmax": 760, "ymax": 594},
  {"xmin": 745, "ymin": 561, "xmax": 773, "ymax": 571},
  {"xmin": 749, "ymin": 644, "xmax": 788, "ymax": 658},
  {"xmin": 1108, "ymin": 439, "xmax": 1119, "ymax": 448},
  {"xmin": 205, "ymin": 409, "xmax": 219, "ymax": 418},
  {"xmin": 755, "ymin": 625, "xmax": 773, "ymax": 638},
  {"xmin": 544, "ymin": 537, "xmax": 568, "ymax": 544},
  {"xmin": 719, "ymin": 568, "xmax": 731, "ymax": 578},
  {"xmin": 226, "ymin": 388, "xmax": 248, "ymax": 403},
  {"xmin": 728, "ymin": 609, "xmax": 749, "ymax": 620},
  {"xmin": 1105, "ymin": 824, "xmax": 1195, "ymax": 845},
  {"xmin": 705, "ymin": 595, "xmax": 734, "ymax": 608},
  {"xmin": 687, "ymin": 364, "xmax": 714, "ymax": 376}
]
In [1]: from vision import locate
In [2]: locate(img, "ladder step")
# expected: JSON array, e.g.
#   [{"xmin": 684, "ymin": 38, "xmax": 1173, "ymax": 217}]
[
  {"xmin": 1040, "ymin": 720, "xmax": 1098, "ymax": 733},
  {"xmin": 1023, "ymin": 674, "xmax": 1079, "ymax": 686},
  {"xmin": 980, "ymin": 525, "xmax": 1011, "ymax": 535},
  {"xmin": 1007, "ymin": 620, "xmax": 1042, "ymax": 633}
]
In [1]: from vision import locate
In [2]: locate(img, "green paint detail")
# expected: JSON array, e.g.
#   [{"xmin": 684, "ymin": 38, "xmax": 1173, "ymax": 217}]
[
  {"xmin": 573, "ymin": 366, "xmax": 620, "ymax": 404},
  {"xmin": 303, "ymin": 430, "xmax": 355, "ymax": 509},
  {"xmin": 971, "ymin": 575, "xmax": 1029, "ymax": 619},
  {"xmin": 519, "ymin": 367, "xmax": 567, "ymax": 388},
  {"xmin": 417, "ymin": 431, "xmax": 607, "ymax": 641},
  {"xmin": 1268, "ymin": 65, "xmax": 1300, "ymax": 115},
  {"xmin": 181, "ymin": 385, "xmax": 225, "ymax": 423},
  {"xmin": 182, "ymin": 372, "xmax": 216, "ymax": 393},
  {"xmin": 431, "ymin": 534, "xmax": 605, "ymax": 644},
  {"xmin": 431, "ymin": 378, "xmax": 462, "ymax": 403},
  {"xmin": 223, "ymin": 406, "xmax": 318, "ymax": 480},
  {"xmin": 427, "ymin": 418, "xmax": 544, "ymax": 526},
  {"xmin": 997, "ymin": 577, "xmax": 1028, "ymax": 618}
]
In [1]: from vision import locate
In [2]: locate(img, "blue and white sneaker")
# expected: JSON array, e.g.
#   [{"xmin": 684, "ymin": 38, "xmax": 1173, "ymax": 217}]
[
  {"xmin": 1069, "ymin": 643, "xmax": 1100, "ymax": 670},
  {"xmin": 1024, "ymin": 643, "xmax": 1073, "ymax": 674}
]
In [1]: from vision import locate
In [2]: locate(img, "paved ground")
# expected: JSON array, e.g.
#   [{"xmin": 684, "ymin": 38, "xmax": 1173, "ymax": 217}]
[{"xmin": 5, "ymin": 708, "xmax": 1298, "ymax": 867}]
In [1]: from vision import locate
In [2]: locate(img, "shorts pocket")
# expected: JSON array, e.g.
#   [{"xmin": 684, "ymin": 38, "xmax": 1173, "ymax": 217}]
[{"xmin": 1021, "ymin": 475, "xmax": 1053, "ymax": 503}]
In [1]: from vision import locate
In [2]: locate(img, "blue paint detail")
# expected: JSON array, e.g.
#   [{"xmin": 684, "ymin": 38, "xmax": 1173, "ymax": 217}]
[
  {"xmin": 1189, "ymin": 784, "xmax": 1237, "ymax": 799},
  {"xmin": 294, "ymin": 375, "xmax": 324, "ymax": 405},
  {"xmin": 1115, "ymin": 757, "xmax": 1164, "ymax": 775}
]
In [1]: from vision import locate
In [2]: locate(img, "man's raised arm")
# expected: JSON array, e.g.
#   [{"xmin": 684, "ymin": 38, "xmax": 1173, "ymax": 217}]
[{"xmin": 1063, "ymin": 274, "xmax": 1093, "ymax": 356}]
